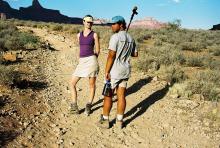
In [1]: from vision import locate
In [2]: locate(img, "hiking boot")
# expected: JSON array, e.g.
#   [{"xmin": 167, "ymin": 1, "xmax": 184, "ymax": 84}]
[
  {"xmin": 70, "ymin": 103, "xmax": 79, "ymax": 114},
  {"xmin": 114, "ymin": 119, "xmax": 123, "ymax": 129},
  {"xmin": 97, "ymin": 115, "xmax": 110, "ymax": 129},
  {"xmin": 84, "ymin": 103, "xmax": 92, "ymax": 116}
]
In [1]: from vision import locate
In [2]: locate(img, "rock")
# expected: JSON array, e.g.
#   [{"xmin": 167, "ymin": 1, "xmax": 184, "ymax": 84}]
[
  {"xmin": 57, "ymin": 139, "xmax": 64, "ymax": 144},
  {"xmin": 192, "ymin": 94, "xmax": 205, "ymax": 101},
  {"xmin": 27, "ymin": 134, "xmax": 33, "ymax": 140},
  {"xmin": 212, "ymin": 108, "xmax": 218, "ymax": 115},
  {"xmin": 203, "ymin": 120, "xmax": 210, "ymax": 126},
  {"xmin": 152, "ymin": 76, "xmax": 158, "ymax": 81},
  {"xmin": 3, "ymin": 52, "xmax": 17, "ymax": 62},
  {"xmin": 70, "ymin": 141, "xmax": 75, "ymax": 145},
  {"xmin": 77, "ymin": 87, "xmax": 82, "ymax": 91},
  {"xmin": 50, "ymin": 123, "xmax": 58, "ymax": 128},
  {"xmin": 23, "ymin": 122, "xmax": 29, "ymax": 128},
  {"xmin": 177, "ymin": 99, "xmax": 200, "ymax": 110}
]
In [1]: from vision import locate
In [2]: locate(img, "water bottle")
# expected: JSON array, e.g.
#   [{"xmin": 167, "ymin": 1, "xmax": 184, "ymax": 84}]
[{"xmin": 102, "ymin": 80, "xmax": 112, "ymax": 97}]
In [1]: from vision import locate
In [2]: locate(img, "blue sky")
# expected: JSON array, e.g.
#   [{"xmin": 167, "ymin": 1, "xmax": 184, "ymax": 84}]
[{"xmin": 5, "ymin": 0, "xmax": 220, "ymax": 29}]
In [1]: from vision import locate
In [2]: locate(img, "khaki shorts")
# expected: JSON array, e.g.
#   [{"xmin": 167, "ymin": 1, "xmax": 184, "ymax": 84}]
[
  {"xmin": 73, "ymin": 55, "xmax": 99, "ymax": 77},
  {"xmin": 111, "ymin": 78, "xmax": 128, "ymax": 89}
]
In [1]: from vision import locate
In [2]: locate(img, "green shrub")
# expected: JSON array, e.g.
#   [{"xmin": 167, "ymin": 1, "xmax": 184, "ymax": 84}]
[
  {"xmin": 185, "ymin": 56, "xmax": 204, "ymax": 67},
  {"xmin": 186, "ymin": 70, "xmax": 220, "ymax": 101},
  {"xmin": 136, "ymin": 54, "xmax": 156, "ymax": 72},
  {"xmin": 0, "ymin": 38, "xmax": 5, "ymax": 51},
  {"xmin": 208, "ymin": 45, "xmax": 220, "ymax": 56},
  {"xmin": 52, "ymin": 25, "xmax": 63, "ymax": 31},
  {"xmin": 157, "ymin": 65, "xmax": 186, "ymax": 84},
  {"xmin": 0, "ymin": 65, "xmax": 20, "ymax": 86},
  {"xmin": 0, "ymin": 21, "xmax": 39, "ymax": 51}
]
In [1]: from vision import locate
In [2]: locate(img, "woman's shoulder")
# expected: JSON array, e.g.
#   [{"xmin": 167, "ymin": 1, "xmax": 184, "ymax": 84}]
[{"xmin": 93, "ymin": 31, "xmax": 99, "ymax": 37}]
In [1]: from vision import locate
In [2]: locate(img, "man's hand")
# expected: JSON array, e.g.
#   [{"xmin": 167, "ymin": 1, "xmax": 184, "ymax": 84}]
[{"xmin": 105, "ymin": 73, "xmax": 111, "ymax": 81}]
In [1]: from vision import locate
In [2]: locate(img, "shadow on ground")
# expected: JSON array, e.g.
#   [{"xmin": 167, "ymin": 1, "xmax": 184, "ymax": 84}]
[
  {"xmin": 0, "ymin": 130, "xmax": 20, "ymax": 147},
  {"xmin": 123, "ymin": 84, "xmax": 169, "ymax": 127},
  {"xmin": 92, "ymin": 77, "xmax": 153, "ymax": 127},
  {"xmin": 89, "ymin": 97, "xmax": 117, "ymax": 114},
  {"xmin": 12, "ymin": 79, "xmax": 48, "ymax": 90},
  {"xmin": 126, "ymin": 77, "xmax": 152, "ymax": 96}
]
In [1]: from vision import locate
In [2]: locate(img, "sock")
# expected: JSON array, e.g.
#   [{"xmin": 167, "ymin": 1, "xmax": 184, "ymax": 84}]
[
  {"xmin": 117, "ymin": 114, "xmax": 123, "ymax": 121},
  {"xmin": 71, "ymin": 102, "xmax": 77, "ymax": 106},
  {"xmin": 103, "ymin": 115, "xmax": 109, "ymax": 120}
]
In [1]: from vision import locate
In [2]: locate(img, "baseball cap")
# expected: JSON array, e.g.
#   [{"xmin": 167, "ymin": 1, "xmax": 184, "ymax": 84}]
[{"xmin": 109, "ymin": 16, "xmax": 126, "ymax": 24}]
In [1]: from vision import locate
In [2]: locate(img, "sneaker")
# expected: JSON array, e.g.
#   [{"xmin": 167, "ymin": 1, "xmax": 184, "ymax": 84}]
[
  {"xmin": 70, "ymin": 103, "xmax": 79, "ymax": 114},
  {"xmin": 84, "ymin": 103, "xmax": 92, "ymax": 116},
  {"xmin": 97, "ymin": 115, "xmax": 110, "ymax": 129},
  {"xmin": 114, "ymin": 119, "xmax": 123, "ymax": 129}
]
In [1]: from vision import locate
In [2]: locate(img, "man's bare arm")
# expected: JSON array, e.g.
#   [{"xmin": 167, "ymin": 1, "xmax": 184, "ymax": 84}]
[{"xmin": 105, "ymin": 50, "xmax": 116, "ymax": 80}]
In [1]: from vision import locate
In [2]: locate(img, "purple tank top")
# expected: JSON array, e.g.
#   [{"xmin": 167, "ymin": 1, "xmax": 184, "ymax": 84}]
[{"xmin": 79, "ymin": 31, "xmax": 95, "ymax": 58}]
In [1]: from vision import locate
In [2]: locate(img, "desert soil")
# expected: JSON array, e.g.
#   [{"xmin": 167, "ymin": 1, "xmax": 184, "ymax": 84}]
[{"xmin": 3, "ymin": 26, "xmax": 220, "ymax": 148}]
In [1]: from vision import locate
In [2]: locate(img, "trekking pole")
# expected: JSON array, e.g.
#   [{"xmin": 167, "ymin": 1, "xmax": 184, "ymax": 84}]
[{"xmin": 126, "ymin": 6, "xmax": 138, "ymax": 32}]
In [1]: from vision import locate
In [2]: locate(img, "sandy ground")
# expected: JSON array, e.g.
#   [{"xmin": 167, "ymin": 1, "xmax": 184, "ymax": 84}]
[{"xmin": 6, "ymin": 26, "xmax": 220, "ymax": 148}]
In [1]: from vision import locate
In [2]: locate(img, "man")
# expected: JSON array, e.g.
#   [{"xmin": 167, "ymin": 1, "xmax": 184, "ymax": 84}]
[
  {"xmin": 70, "ymin": 15, "xmax": 100, "ymax": 116},
  {"xmin": 98, "ymin": 16, "xmax": 138, "ymax": 128}
]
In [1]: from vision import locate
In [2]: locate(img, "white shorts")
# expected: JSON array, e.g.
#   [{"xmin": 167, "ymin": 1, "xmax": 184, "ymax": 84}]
[
  {"xmin": 111, "ymin": 78, "xmax": 128, "ymax": 89},
  {"xmin": 73, "ymin": 55, "xmax": 99, "ymax": 77}
]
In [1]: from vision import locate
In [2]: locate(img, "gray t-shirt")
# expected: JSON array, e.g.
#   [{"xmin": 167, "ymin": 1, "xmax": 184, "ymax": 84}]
[{"xmin": 108, "ymin": 30, "xmax": 137, "ymax": 79}]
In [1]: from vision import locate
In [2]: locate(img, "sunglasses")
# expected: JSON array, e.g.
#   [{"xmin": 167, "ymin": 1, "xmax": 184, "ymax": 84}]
[{"xmin": 84, "ymin": 21, "xmax": 93, "ymax": 24}]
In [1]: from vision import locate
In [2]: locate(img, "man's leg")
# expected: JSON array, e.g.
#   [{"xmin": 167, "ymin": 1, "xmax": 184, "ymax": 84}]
[
  {"xmin": 115, "ymin": 84, "xmax": 126, "ymax": 128},
  {"xmin": 98, "ymin": 88, "xmax": 115, "ymax": 128},
  {"xmin": 103, "ymin": 89, "xmax": 114, "ymax": 117},
  {"xmin": 116, "ymin": 86, "xmax": 126, "ymax": 116}
]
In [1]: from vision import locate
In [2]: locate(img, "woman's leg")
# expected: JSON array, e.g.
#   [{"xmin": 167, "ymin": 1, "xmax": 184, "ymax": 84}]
[
  {"xmin": 70, "ymin": 76, "xmax": 81, "ymax": 103},
  {"xmin": 88, "ymin": 77, "xmax": 96, "ymax": 104}
]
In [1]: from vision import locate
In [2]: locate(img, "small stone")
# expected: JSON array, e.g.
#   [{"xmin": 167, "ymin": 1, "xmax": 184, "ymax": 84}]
[
  {"xmin": 212, "ymin": 108, "xmax": 218, "ymax": 115},
  {"xmin": 27, "ymin": 135, "xmax": 33, "ymax": 140},
  {"xmin": 23, "ymin": 122, "xmax": 29, "ymax": 128},
  {"xmin": 70, "ymin": 141, "xmax": 75, "ymax": 145},
  {"xmin": 50, "ymin": 123, "xmax": 57, "ymax": 128},
  {"xmin": 152, "ymin": 76, "xmax": 158, "ymax": 81},
  {"xmin": 3, "ymin": 52, "xmax": 17, "ymax": 62},
  {"xmin": 77, "ymin": 87, "xmax": 82, "ymax": 91}
]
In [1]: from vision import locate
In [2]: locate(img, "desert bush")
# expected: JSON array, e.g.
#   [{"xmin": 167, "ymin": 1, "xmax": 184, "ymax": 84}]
[
  {"xmin": 157, "ymin": 65, "xmax": 186, "ymax": 84},
  {"xmin": 185, "ymin": 56, "xmax": 205, "ymax": 67},
  {"xmin": 68, "ymin": 25, "xmax": 82, "ymax": 34},
  {"xmin": 154, "ymin": 39, "xmax": 163, "ymax": 46},
  {"xmin": 179, "ymin": 41, "xmax": 205, "ymax": 52},
  {"xmin": 18, "ymin": 32, "xmax": 39, "ymax": 45},
  {"xmin": 204, "ymin": 59, "xmax": 220, "ymax": 70},
  {"xmin": 167, "ymin": 19, "xmax": 181, "ymax": 30},
  {"xmin": 136, "ymin": 34, "xmax": 151, "ymax": 43},
  {"xmin": 0, "ymin": 38, "xmax": 5, "ymax": 51},
  {"xmin": 186, "ymin": 70, "xmax": 220, "ymax": 101},
  {"xmin": 52, "ymin": 24, "xmax": 63, "ymax": 31},
  {"xmin": 157, "ymin": 46, "xmax": 185, "ymax": 65},
  {"xmin": 0, "ymin": 65, "xmax": 21, "ymax": 86},
  {"xmin": 208, "ymin": 45, "xmax": 220, "ymax": 56},
  {"xmin": 3, "ymin": 32, "xmax": 39, "ymax": 51},
  {"xmin": 0, "ymin": 21, "xmax": 39, "ymax": 51},
  {"xmin": 136, "ymin": 54, "xmax": 156, "ymax": 72}
]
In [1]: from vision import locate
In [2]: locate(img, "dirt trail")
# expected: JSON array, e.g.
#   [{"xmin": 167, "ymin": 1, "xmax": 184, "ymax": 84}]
[{"xmin": 8, "ymin": 27, "xmax": 220, "ymax": 148}]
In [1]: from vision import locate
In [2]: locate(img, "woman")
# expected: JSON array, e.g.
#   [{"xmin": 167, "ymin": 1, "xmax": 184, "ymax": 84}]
[{"xmin": 70, "ymin": 15, "xmax": 100, "ymax": 115}]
